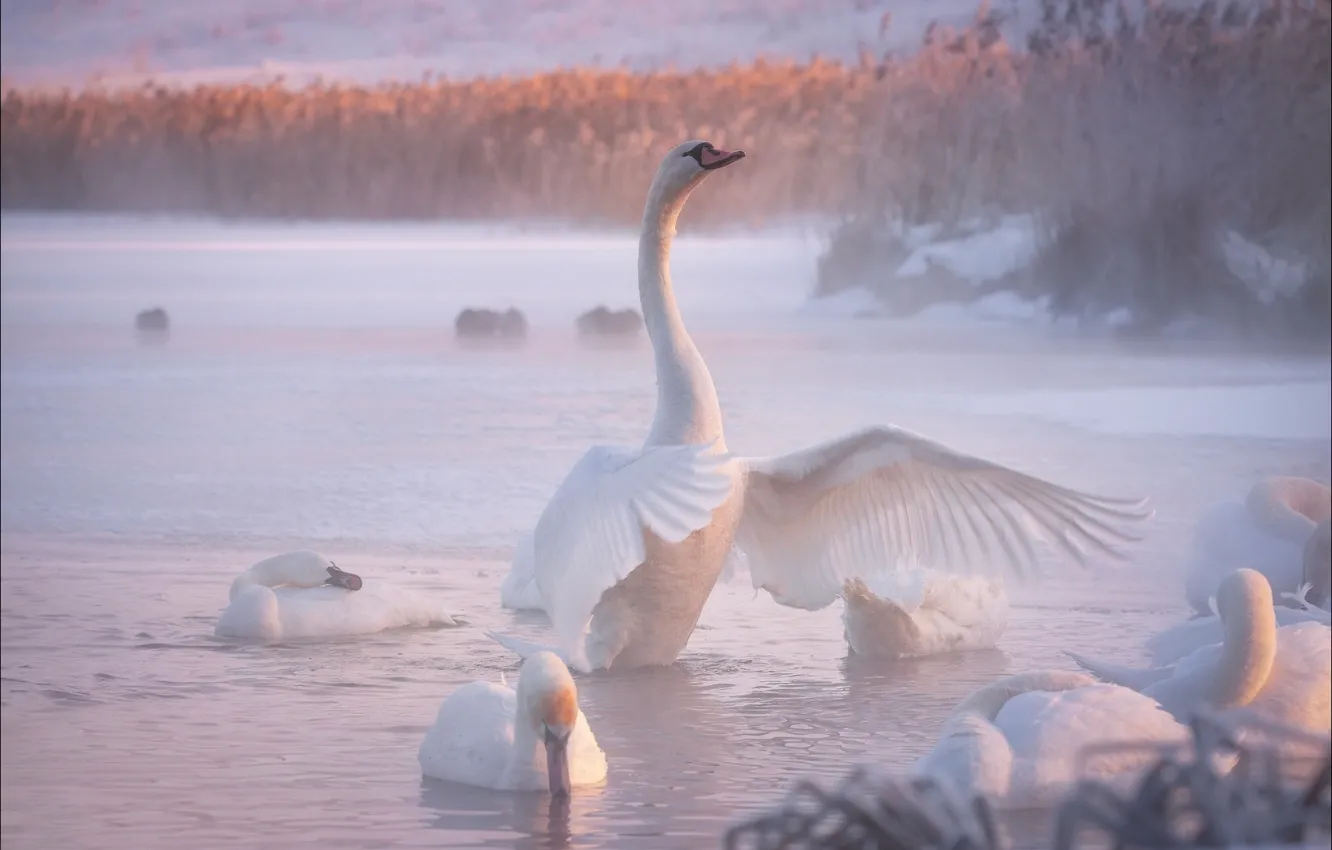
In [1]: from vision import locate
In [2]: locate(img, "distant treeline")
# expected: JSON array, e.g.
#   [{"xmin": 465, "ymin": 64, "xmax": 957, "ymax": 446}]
[{"xmin": 3, "ymin": 0, "xmax": 1329, "ymax": 336}]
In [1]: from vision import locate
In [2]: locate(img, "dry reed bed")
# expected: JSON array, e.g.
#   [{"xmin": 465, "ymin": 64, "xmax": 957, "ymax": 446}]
[
  {"xmin": 2, "ymin": 0, "xmax": 1329, "ymax": 334},
  {"xmin": 1, "ymin": 60, "xmax": 870, "ymax": 223}
]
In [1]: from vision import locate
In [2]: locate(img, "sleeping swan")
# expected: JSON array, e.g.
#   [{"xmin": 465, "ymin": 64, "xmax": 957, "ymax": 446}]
[
  {"xmin": 215, "ymin": 550, "xmax": 457, "ymax": 640},
  {"xmin": 419, "ymin": 651, "xmax": 606, "ymax": 795},
  {"xmin": 1184, "ymin": 477, "xmax": 1330, "ymax": 615},
  {"xmin": 489, "ymin": 139, "xmax": 1149, "ymax": 673},
  {"xmin": 1069, "ymin": 569, "xmax": 1331, "ymax": 734},
  {"xmin": 841, "ymin": 572, "xmax": 1008, "ymax": 659},
  {"xmin": 911, "ymin": 671, "xmax": 1188, "ymax": 809}
]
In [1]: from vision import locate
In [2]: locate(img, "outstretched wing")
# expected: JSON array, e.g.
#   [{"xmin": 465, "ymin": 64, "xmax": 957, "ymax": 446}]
[
  {"xmin": 533, "ymin": 441, "xmax": 735, "ymax": 661},
  {"xmin": 736, "ymin": 426, "xmax": 1151, "ymax": 609}
]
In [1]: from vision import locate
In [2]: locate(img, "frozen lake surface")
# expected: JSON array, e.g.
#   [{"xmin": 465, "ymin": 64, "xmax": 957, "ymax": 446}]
[{"xmin": 2, "ymin": 214, "xmax": 1329, "ymax": 849}]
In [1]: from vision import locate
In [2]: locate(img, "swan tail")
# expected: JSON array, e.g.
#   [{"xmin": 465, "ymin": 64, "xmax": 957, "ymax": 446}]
[
  {"xmin": 485, "ymin": 630, "xmax": 586, "ymax": 672},
  {"xmin": 1064, "ymin": 650, "xmax": 1174, "ymax": 692},
  {"xmin": 1281, "ymin": 583, "xmax": 1316, "ymax": 612},
  {"xmin": 842, "ymin": 578, "xmax": 923, "ymax": 656}
]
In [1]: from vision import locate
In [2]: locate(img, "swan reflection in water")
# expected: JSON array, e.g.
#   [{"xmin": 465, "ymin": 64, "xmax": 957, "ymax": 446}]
[{"xmin": 419, "ymin": 777, "xmax": 592, "ymax": 849}]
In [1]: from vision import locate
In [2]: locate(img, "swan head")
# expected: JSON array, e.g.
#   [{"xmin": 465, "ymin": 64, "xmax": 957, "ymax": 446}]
[
  {"xmin": 649, "ymin": 140, "xmax": 745, "ymax": 203},
  {"xmin": 1303, "ymin": 521, "xmax": 1331, "ymax": 610},
  {"xmin": 516, "ymin": 651, "xmax": 581, "ymax": 798},
  {"xmin": 323, "ymin": 563, "xmax": 363, "ymax": 592}
]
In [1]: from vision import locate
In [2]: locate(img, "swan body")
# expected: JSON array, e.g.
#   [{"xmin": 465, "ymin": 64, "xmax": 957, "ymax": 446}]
[
  {"xmin": 492, "ymin": 140, "xmax": 1150, "ymax": 673},
  {"xmin": 1070, "ymin": 569, "xmax": 1331, "ymax": 733},
  {"xmin": 1145, "ymin": 592, "xmax": 1330, "ymax": 666},
  {"xmin": 1184, "ymin": 477, "xmax": 1331, "ymax": 615},
  {"xmin": 500, "ymin": 533, "xmax": 546, "ymax": 612},
  {"xmin": 215, "ymin": 550, "xmax": 456, "ymax": 640},
  {"xmin": 418, "ymin": 651, "xmax": 606, "ymax": 795},
  {"xmin": 912, "ymin": 671, "xmax": 1188, "ymax": 809},
  {"xmin": 841, "ymin": 572, "xmax": 1008, "ymax": 659}
]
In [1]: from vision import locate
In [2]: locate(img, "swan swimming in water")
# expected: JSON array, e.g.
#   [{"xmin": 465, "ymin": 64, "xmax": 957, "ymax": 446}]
[
  {"xmin": 841, "ymin": 572, "xmax": 1008, "ymax": 660},
  {"xmin": 1069, "ymin": 569, "xmax": 1331, "ymax": 734},
  {"xmin": 215, "ymin": 550, "xmax": 457, "ymax": 640},
  {"xmin": 418, "ymin": 651, "xmax": 606, "ymax": 795},
  {"xmin": 491, "ymin": 139, "xmax": 1150, "ymax": 673},
  {"xmin": 911, "ymin": 671, "xmax": 1188, "ymax": 809},
  {"xmin": 1183, "ymin": 477, "xmax": 1331, "ymax": 615}
]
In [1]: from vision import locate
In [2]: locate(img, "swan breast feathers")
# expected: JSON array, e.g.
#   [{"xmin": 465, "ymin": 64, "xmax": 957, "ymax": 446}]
[
  {"xmin": 532, "ymin": 440, "xmax": 736, "ymax": 660},
  {"xmin": 736, "ymin": 426, "xmax": 1151, "ymax": 610}
]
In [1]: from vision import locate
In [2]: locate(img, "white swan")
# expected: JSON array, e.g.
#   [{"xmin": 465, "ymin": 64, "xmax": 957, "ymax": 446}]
[
  {"xmin": 1184, "ymin": 477, "xmax": 1331, "ymax": 615},
  {"xmin": 911, "ymin": 671, "xmax": 1188, "ymax": 809},
  {"xmin": 1069, "ymin": 569, "xmax": 1331, "ymax": 734},
  {"xmin": 841, "ymin": 572, "xmax": 1008, "ymax": 659},
  {"xmin": 215, "ymin": 550, "xmax": 456, "ymax": 640},
  {"xmin": 418, "ymin": 651, "xmax": 607, "ymax": 795},
  {"xmin": 500, "ymin": 532, "xmax": 546, "ymax": 612},
  {"xmin": 490, "ymin": 139, "xmax": 1150, "ymax": 673},
  {"xmin": 1145, "ymin": 586, "xmax": 1330, "ymax": 666}
]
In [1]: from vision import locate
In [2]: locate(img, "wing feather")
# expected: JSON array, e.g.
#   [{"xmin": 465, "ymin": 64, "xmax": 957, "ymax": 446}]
[
  {"xmin": 737, "ymin": 426, "xmax": 1150, "ymax": 609},
  {"xmin": 533, "ymin": 441, "xmax": 735, "ymax": 660}
]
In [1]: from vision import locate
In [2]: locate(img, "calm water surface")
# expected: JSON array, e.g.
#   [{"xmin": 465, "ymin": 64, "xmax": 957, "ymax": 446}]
[{"xmin": 2, "ymin": 215, "xmax": 1329, "ymax": 849}]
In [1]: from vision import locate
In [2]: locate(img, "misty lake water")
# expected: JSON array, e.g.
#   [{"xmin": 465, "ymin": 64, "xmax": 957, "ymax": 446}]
[{"xmin": 2, "ymin": 213, "xmax": 1330, "ymax": 849}]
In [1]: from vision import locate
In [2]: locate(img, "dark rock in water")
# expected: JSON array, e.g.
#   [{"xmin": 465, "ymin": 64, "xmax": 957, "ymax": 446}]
[
  {"xmin": 497, "ymin": 308, "xmax": 528, "ymax": 338},
  {"xmin": 576, "ymin": 305, "xmax": 643, "ymax": 337},
  {"xmin": 135, "ymin": 307, "xmax": 170, "ymax": 332},
  {"xmin": 455, "ymin": 307, "xmax": 528, "ymax": 341}
]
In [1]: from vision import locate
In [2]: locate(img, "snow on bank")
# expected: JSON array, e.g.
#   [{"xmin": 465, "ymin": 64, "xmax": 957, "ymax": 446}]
[
  {"xmin": 895, "ymin": 214, "xmax": 1043, "ymax": 285},
  {"xmin": 814, "ymin": 213, "xmax": 1324, "ymax": 332},
  {"xmin": 1217, "ymin": 230, "xmax": 1310, "ymax": 306}
]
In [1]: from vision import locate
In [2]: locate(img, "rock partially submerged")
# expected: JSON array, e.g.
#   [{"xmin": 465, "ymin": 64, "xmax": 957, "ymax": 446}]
[
  {"xmin": 576, "ymin": 305, "xmax": 643, "ymax": 338},
  {"xmin": 455, "ymin": 307, "xmax": 528, "ymax": 341},
  {"xmin": 135, "ymin": 307, "xmax": 170, "ymax": 332}
]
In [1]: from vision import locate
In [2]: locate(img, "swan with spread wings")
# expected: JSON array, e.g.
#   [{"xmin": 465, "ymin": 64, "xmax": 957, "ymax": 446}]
[{"xmin": 491, "ymin": 140, "xmax": 1150, "ymax": 672}]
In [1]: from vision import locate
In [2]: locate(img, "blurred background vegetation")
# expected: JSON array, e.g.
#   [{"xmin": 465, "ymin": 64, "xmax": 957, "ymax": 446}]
[{"xmin": 3, "ymin": 0, "xmax": 1329, "ymax": 338}]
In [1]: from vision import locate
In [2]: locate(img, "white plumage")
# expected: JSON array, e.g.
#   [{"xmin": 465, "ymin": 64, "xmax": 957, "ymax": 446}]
[
  {"xmin": 1070, "ymin": 569, "xmax": 1331, "ymax": 734},
  {"xmin": 215, "ymin": 550, "xmax": 455, "ymax": 641},
  {"xmin": 912, "ymin": 671, "xmax": 1188, "ymax": 809},
  {"xmin": 493, "ymin": 140, "xmax": 1149, "ymax": 672}
]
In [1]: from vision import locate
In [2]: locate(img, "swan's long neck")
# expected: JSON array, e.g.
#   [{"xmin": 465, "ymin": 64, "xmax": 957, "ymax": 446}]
[
  {"xmin": 1213, "ymin": 589, "xmax": 1278, "ymax": 708},
  {"xmin": 229, "ymin": 573, "xmax": 258, "ymax": 602},
  {"xmin": 508, "ymin": 711, "xmax": 543, "ymax": 776},
  {"xmin": 639, "ymin": 180, "xmax": 724, "ymax": 448},
  {"xmin": 951, "ymin": 671, "xmax": 1095, "ymax": 721},
  {"xmin": 503, "ymin": 686, "xmax": 547, "ymax": 787},
  {"xmin": 228, "ymin": 552, "xmax": 326, "ymax": 601}
]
